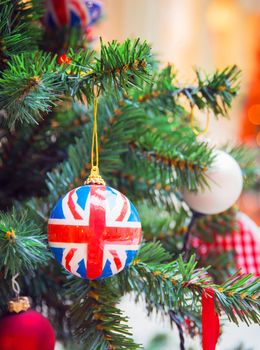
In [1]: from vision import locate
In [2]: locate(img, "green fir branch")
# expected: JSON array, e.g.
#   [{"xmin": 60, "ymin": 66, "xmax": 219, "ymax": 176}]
[
  {"xmin": 137, "ymin": 201, "xmax": 189, "ymax": 252},
  {"xmin": 0, "ymin": 52, "xmax": 65, "ymax": 126},
  {"xmin": 0, "ymin": 0, "xmax": 42, "ymax": 61},
  {"xmin": 133, "ymin": 65, "xmax": 240, "ymax": 117},
  {"xmin": 0, "ymin": 15, "xmax": 257, "ymax": 347},
  {"xmin": 69, "ymin": 279, "xmax": 141, "ymax": 350},
  {"xmin": 67, "ymin": 39, "xmax": 151, "ymax": 101},
  {"xmin": 0, "ymin": 208, "xmax": 49, "ymax": 277},
  {"xmin": 0, "ymin": 39, "xmax": 151, "ymax": 126},
  {"xmin": 121, "ymin": 243, "xmax": 260, "ymax": 326},
  {"xmin": 131, "ymin": 131, "xmax": 215, "ymax": 191},
  {"xmin": 194, "ymin": 65, "xmax": 240, "ymax": 115}
]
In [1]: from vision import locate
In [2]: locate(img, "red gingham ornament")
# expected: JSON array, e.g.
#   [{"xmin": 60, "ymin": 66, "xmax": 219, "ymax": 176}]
[{"xmin": 192, "ymin": 212, "xmax": 260, "ymax": 276}]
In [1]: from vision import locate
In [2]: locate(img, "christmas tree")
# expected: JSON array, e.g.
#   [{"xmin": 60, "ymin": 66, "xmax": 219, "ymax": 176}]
[{"xmin": 0, "ymin": 1, "xmax": 259, "ymax": 349}]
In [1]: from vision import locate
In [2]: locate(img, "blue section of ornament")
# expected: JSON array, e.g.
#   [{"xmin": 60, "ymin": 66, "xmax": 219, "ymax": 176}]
[
  {"xmin": 128, "ymin": 201, "xmax": 141, "ymax": 222},
  {"xmin": 50, "ymin": 247, "xmax": 64, "ymax": 264},
  {"xmin": 100, "ymin": 259, "xmax": 113, "ymax": 279},
  {"xmin": 125, "ymin": 250, "xmax": 138, "ymax": 266},
  {"xmin": 50, "ymin": 198, "xmax": 65, "ymax": 219},
  {"xmin": 76, "ymin": 186, "xmax": 90, "ymax": 211},
  {"xmin": 76, "ymin": 259, "xmax": 87, "ymax": 277}
]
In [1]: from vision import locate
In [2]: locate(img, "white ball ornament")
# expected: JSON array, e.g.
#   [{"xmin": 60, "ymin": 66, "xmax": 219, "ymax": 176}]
[{"xmin": 182, "ymin": 150, "xmax": 243, "ymax": 215}]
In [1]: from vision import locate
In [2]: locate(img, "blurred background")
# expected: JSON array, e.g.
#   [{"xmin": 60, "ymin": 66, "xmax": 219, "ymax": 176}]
[
  {"xmin": 92, "ymin": 0, "xmax": 260, "ymax": 228},
  {"xmin": 89, "ymin": 1, "xmax": 260, "ymax": 349},
  {"xmin": 94, "ymin": 0, "xmax": 260, "ymax": 141}
]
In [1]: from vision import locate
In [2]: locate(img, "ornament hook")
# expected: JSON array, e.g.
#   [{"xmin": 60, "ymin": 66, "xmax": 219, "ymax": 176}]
[
  {"xmin": 8, "ymin": 274, "xmax": 31, "ymax": 313},
  {"xmin": 11, "ymin": 273, "xmax": 20, "ymax": 299},
  {"xmin": 189, "ymin": 105, "xmax": 210, "ymax": 136}
]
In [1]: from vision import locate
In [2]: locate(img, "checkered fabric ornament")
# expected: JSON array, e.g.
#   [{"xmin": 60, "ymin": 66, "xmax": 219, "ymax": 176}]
[
  {"xmin": 48, "ymin": 185, "xmax": 142, "ymax": 280},
  {"xmin": 192, "ymin": 212, "xmax": 260, "ymax": 275},
  {"xmin": 44, "ymin": 0, "xmax": 102, "ymax": 30}
]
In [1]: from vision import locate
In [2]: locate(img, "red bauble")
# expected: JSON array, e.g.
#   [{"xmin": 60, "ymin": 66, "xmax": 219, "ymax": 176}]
[{"xmin": 0, "ymin": 310, "xmax": 56, "ymax": 350}]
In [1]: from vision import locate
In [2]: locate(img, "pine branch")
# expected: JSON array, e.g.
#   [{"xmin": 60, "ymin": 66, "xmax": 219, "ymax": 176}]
[
  {"xmin": 0, "ymin": 100, "xmax": 90, "ymax": 209},
  {"xmin": 120, "ymin": 243, "xmax": 260, "ymax": 326},
  {"xmin": 108, "ymin": 169, "xmax": 182, "ymax": 211},
  {"xmin": 91, "ymin": 95, "xmax": 216, "ymax": 192},
  {"xmin": 25, "ymin": 106, "xmax": 212, "ymax": 227},
  {"xmin": 217, "ymin": 273, "xmax": 260, "ymax": 325},
  {"xmin": 0, "ymin": 40, "xmax": 151, "ymax": 127},
  {"xmin": 0, "ymin": 111, "xmax": 53, "ymax": 207},
  {"xmin": 0, "ymin": 208, "xmax": 49, "ymax": 277},
  {"xmin": 138, "ymin": 202, "xmax": 190, "ymax": 257},
  {"xmin": 0, "ymin": 4, "xmax": 257, "ymax": 346},
  {"xmin": 97, "ymin": 38, "xmax": 151, "ymax": 89},
  {"xmin": 0, "ymin": 0, "xmax": 42, "ymax": 63},
  {"xmin": 0, "ymin": 52, "xmax": 65, "ymax": 126},
  {"xmin": 134, "ymin": 65, "xmax": 240, "ymax": 117},
  {"xmin": 25, "ymin": 96, "xmax": 147, "ymax": 218},
  {"xmin": 67, "ymin": 39, "xmax": 151, "ymax": 101},
  {"xmin": 24, "ymin": 93, "xmax": 216, "ymax": 222},
  {"xmin": 68, "ymin": 279, "xmax": 141, "ymax": 349},
  {"xmin": 194, "ymin": 65, "xmax": 240, "ymax": 115},
  {"xmin": 130, "ymin": 132, "xmax": 215, "ymax": 191}
]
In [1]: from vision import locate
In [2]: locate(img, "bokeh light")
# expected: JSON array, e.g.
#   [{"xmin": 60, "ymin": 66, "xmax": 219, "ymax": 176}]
[{"xmin": 248, "ymin": 104, "xmax": 260, "ymax": 125}]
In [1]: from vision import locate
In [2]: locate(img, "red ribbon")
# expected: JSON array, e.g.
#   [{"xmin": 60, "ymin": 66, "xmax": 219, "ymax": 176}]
[{"xmin": 202, "ymin": 289, "xmax": 220, "ymax": 350}]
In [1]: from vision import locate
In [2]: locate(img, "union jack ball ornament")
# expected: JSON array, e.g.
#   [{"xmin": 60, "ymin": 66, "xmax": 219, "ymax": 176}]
[
  {"xmin": 44, "ymin": 0, "xmax": 102, "ymax": 30},
  {"xmin": 48, "ymin": 185, "xmax": 142, "ymax": 279}
]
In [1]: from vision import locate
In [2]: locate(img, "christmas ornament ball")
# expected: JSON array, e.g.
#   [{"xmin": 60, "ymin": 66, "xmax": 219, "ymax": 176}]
[
  {"xmin": 182, "ymin": 150, "xmax": 243, "ymax": 214},
  {"xmin": 0, "ymin": 310, "xmax": 56, "ymax": 350},
  {"xmin": 48, "ymin": 185, "xmax": 142, "ymax": 280},
  {"xmin": 44, "ymin": 0, "xmax": 102, "ymax": 30}
]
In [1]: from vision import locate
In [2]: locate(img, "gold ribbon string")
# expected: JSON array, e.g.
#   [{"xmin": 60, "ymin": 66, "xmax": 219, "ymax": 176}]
[
  {"xmin": 91, "ymin": 94, "xmax": 99, "ymax": 169},
  {"xmin": 189, "ymin": 106, "xmax": 210, "ymax": 136},
  {"xmin": 85, "ymin": 89, "xmax": 105, "ymax": 185}
]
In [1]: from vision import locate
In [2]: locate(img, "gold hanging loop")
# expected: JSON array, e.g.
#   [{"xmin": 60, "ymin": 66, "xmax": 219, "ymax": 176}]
[
  {"xmin": 189, "ymin": 105, "xmax": 210, "ymax": 136},
  {"xmin": 85, "ymin": 87, "xmax": 105, "ymax": 185}
]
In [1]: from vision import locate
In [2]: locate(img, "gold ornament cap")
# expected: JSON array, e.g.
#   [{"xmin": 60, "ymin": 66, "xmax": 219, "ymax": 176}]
[
  {"xmin": 84, "ymin": 166, "xmax": 105, "ymax": 185},
  {"xmin": 8, "ymin": 296, "xmax": 30, "ymax": 313}
]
